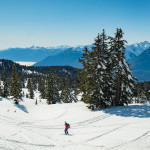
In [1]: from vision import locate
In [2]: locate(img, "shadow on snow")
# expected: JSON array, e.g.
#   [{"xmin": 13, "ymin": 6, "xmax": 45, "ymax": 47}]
[
  {"xmin": 103, "ymin": 105, "xmax": 150, "ymax": 118},
  {"xmin": 15, "ymin": 104, "xmax": 28, "ymax": 113},
  {"xmin": 0, "ymin": 97, "xmax": 10, "ymax": 101}
]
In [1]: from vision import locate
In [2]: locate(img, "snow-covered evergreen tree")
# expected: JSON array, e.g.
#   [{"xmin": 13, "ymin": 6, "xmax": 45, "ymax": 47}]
[
  {"xmin": 46, "ymin": 69, "xmax": 59, "ymax": 104},
  {"xmin": 78, "ymin": 47, "xmax": 95, "ymax": 109},
  {"xmin": 10, "ymin": 65, "xmax": 22, "ymax": 104},
  {"xmin": 27, "ymin": 78, "xmax": 34, "ymax": 99},
  {"xmin": 0, "ymin": 84, "xmax": 3, "ymax": 97},
  {"xmin": 79, "ymin": 29, "xmax": 136, "ymax": 109},
  {"xmin": 110, "ymin": 28, "xmax": 136, "ymax": 106},
  {"xmin": 79, "ymin": 30, "xmax": 110, "ymax": 109},
  {"xmin": 1, "ymin": 73, "xmax": 10, "ymax": 97},
  {"xmin": 61, "ymin": 82, "xmax": 77, "ymax": 103},
  {"xmin": 38, "ymin": 79, "xmax": 46, "ymax": 99}
]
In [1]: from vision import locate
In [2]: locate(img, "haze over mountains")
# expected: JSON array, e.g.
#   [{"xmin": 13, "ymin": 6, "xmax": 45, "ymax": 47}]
[
  {"xmin": 0, "ymin": 41, "xmax": 150, "ymax": 81},
  {"xmin": 0, "ymin": 41, "xmax": 149, "ymax": 63},
  {"xmin": 0, "ymin": 46, "xmax": 62, "ymax": 62}
]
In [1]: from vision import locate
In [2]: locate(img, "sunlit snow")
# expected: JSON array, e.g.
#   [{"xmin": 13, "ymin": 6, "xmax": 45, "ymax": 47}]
[{"xmin": 0, "ymin": 91, "xmax": 150, "ymax": 150}]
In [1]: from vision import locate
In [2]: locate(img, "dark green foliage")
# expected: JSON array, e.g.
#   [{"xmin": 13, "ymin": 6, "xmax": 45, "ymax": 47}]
[
  {"xmin": 79, "ymin": 30, "xmax": 110, "ymax": 109},
  {"xmin": 0, "ymin": 59, "xmax": 78, "ymax": 104},
  {"xmin": 78, "ymin": 47, "xmax": 93, "ymax": 105},
  {"xmin": 10, "ymin": 65, "xmax": 22, "ymax": 104},
  {"xmin": 60, "ymin": 82, "xmax": 78, "ymax": 103},
  {"xmin": 0, "ymin": 59, "xmax": 77, "ymax": 83},
  {"xmin": 135, "ymin": 81, "xmax": 150, "ymax": 103},
  {"xmin": 110, "ymin": 28, "xmax": 136, "ymax": 106},
  {"xmin": 27, "ymin": 78, "xmax": 34, "ymax": 99},
  {"xmin": 1, "ymin": 73, "xmax": 10, "ymax": 97},
  {"xmin": 0, "ymin": 85, "xmax": 3, "ymax": 96},
  {"xmin": 46, "ymin": 69, "xmax": 60, "ymax": 104},
  {"xmin": 35, "ymin": 99, "xmax": 38, "ymax": 105},
  {"xmin": 26, "ymin": 94, "xmax": 29, "ymax": 98},
  {"xmin": 38, "ymin": 79, "xmax": 46, "ymax": 99},
  {"xmin": 22, "ymin": 91, "xmax": 25, "ymax": 97},
  {"xmin": 78, "ymin": 29, "xmax": 136, "ymax": 109}
]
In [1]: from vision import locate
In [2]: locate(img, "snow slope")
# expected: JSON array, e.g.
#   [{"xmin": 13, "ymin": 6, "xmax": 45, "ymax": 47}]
[{"xmin": 0, "ymin": 95, "xmax": 150, "ymax": 150}]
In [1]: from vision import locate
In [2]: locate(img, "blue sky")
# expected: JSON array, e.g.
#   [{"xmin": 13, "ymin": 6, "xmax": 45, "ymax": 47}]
[{"xmin": 0, "ymin": 0, "xmax": 149, "ymax": 49}]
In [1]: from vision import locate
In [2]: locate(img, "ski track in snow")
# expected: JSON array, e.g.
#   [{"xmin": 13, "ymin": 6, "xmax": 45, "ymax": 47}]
[
  {"xmin": 108, "ymin": 130, "xmax": 150, "ymax": 150},
  {"xmin": 72, "ymin": 114, "xmax": 111, "ymax": 128},
  {"xmin": 0, "ymin": 138, "xmax": 55, "ymax": 148},
  {"xmin": 15, "ymin": 114, "xmax": 110, "ymax": 130},
  {"xmin": 0, "ymin": 99, "xmax": 150, "ymax": 150},
  {"xmin": 34, "ymin": 104, "xmax": 70, "ymax": 122},
  {"xmin": 1, "ymin": 114, "xmax": 149, "ymax": 150},
  {"xmin": 86, "ymin": 124, "xmax": 128, "ymax": 142}
]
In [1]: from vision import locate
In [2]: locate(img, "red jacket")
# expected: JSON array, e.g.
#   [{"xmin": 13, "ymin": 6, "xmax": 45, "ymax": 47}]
[{"xmin": 65, "ymin": 123, "xmax": 68, "ymax": 129}]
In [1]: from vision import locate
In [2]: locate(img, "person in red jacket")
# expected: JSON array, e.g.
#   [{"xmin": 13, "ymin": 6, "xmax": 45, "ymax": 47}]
[{"xmin": 64, "ymin": 121, "xmax": 69, "ymax": 135}]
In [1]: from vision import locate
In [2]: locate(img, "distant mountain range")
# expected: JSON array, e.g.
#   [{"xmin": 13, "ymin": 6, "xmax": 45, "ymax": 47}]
[
  {"xmin": 33, "ymin": 41, "xmax": 150, "ymax": 69},
  {"xmin": 0, "ymin": 41, "xmax": 150, "ymax": 81},
  {"xmin": 34, "ymin": 48, "xmax": 83, "ymax": 68},
  {"xmin": 125, "ymin": 41, "xmax": 150, "ymax": 61},
  {"xmin": 0, "ymin": 46, "xmax": 62, "ymax": 62},
  {"xmin": 0, "ymin": 41, "xmax": 149, "ymax": 63},
  {"xmin": 130, "ymin": 47, "xmax": 150, "ymax": 81}
]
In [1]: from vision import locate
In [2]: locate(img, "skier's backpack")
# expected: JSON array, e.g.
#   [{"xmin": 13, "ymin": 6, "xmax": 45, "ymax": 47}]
[{"xmin": 67, "ymin": 123, "xmax": 70, "ymax": 129}]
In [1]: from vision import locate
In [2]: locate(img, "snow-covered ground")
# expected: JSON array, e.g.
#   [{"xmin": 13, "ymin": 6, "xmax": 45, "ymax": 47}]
[{"xmin": 0, "ymin": 94, "xmax": 150, "ymax": 150}]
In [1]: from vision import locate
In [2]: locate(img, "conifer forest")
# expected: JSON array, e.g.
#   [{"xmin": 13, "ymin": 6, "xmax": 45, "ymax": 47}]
[{"xmin": 0, "ymin": 29, "xmax": 150, "ymax": 109}]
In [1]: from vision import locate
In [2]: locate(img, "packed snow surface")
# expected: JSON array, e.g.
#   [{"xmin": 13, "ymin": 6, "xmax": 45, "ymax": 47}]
[{"xmin": 0, "ymin": 97, "xmax": 150, "ymax": 150}]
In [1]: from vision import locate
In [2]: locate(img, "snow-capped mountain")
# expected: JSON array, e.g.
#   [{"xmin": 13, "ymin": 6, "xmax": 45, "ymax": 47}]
[
  {"xmin": 0, "ymin": 41, "xmax": 150, "ymax": 68},
  {"xmin": 0, "ymin": 41, "xmax": 149, "ymax": 63},
  {"xmin": 46, "ymin": 45, "xmax": 72, "ymax": 50},
  {"xmin": 33, "ymin": 41, "xmax": 150, "ymax": 68},
  {"xmin": 130, "ymin": 47, "xmax": 150, "ymax": 81},
  {"xmin": 125, "ymin": 41, "xmax": 150, "ymax": 61}
]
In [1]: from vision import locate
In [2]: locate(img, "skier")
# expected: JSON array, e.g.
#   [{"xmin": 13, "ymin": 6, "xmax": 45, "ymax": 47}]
[{"xmin": 64, "ymin": 121, "xmax": 70, "ymax": 135}]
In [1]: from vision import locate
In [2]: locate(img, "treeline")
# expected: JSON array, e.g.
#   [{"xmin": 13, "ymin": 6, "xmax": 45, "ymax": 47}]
[
  {"xmin": 0, "ymin": 60, "xmax": 78, "ymax": 104},
  {"xmin": 135, "ymin": 81, "xmax": 150, "ymax": 103},
  {"xmin": 0, "ymin": 59, "xmax": 77, "ymax": 78}
]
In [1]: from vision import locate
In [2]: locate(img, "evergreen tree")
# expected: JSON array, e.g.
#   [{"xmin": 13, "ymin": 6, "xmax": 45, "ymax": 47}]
[
  {"xmin": 27, "ymin": 78, "xmax": 34, "ymax": 99},
  {"xmin": 38, "ymin": 79, "xmax": 46, "ymax": 99},
  {"xmin": 22, "ymin": 91, "xmax": 25, "ymax": 97},
  {"xmin": 26, "ymin": 93, "xmax": 29, "ymax": 98},
  {"xmin": 1, "ymin": 73, "xmax": 9, "ymax": 97},
  {"xmin": 0, "ymin": 84, "xmax": 3, "ymax": 97},
  {"xmin": 79, "ymin": 28, "xmax": 136, "ymax": 109},
  {"xmin": 46, "ymin": 69, "xmax": 59, "ymax": 104},
  {"xmin": 107, "ymin": 36, "xmax": 117, "ymax": 106},
  {"xmin": 35, "ymin": 99, "xmax": 38, "ymax": 105},
  {"xmin": 79, "ymin": 30, "xmax": 109, "ymax": 109},
  {"xmin": 10, "ymin": 65, "xmax": 22, "ymax": 104},
  {"xmin": 61, "ymin": 82, "xmax": 77, "ymax": 103},
  {"xmin": 78, "ymin": 47, "xmax": 94, "ymax": 107},
  {"xmin": 110, "ymin": 28, "xmax": 136, "ymax": 106}
]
